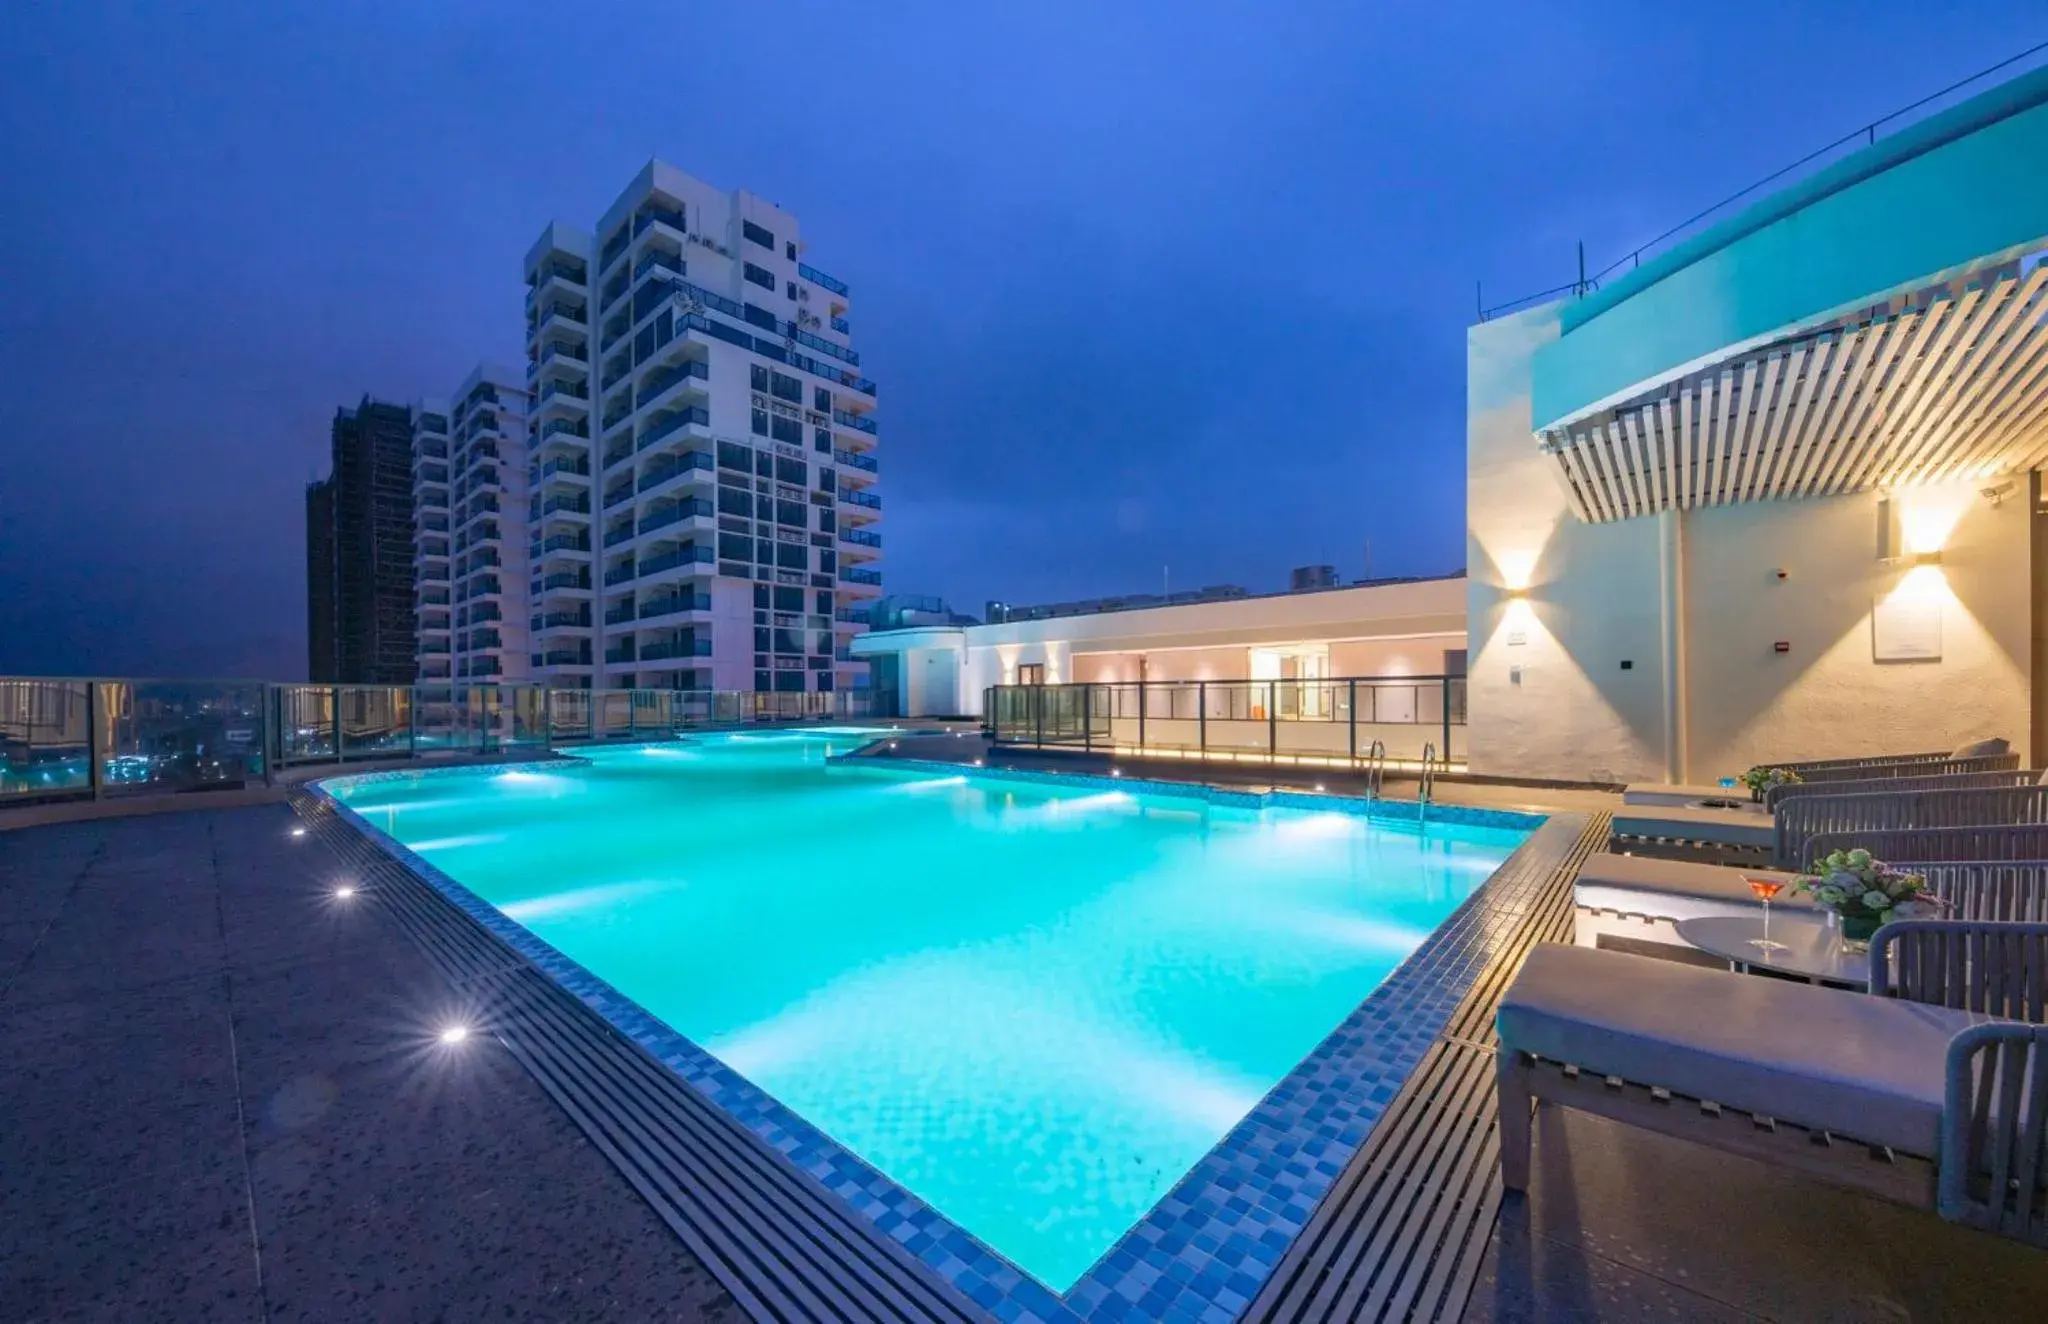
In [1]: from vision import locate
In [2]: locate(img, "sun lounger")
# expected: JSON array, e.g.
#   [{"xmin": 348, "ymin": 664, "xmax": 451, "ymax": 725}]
[
  {"xmin": 1496, "ymin": 944, "xmax": 2048, "ymax": 1245},
  {"xmin": 1772, "ymin": 739, "xmax": 2013, "ymax": 779},
  {"xmin": 1611, "ymin": 803, "xmax": 1777, "ymax": 856},
  {"xmin": 1619, "ymin": 783, "xmax": 1756, "ymax": 807},
  {"xmin": 1806, "ymin": 824, "xmax": 2048, "ymax": 864},
  {"xmin": 1573, "ymin": 853, "xmax": 1810, "ymax": 951},
  {"xmin": 1776, "ymin": 784, "xmax": 2048, "ymax": 869},
  {"xmin": 1766, "ymin": 768, "xmax": 2041, "ymax": 810}
]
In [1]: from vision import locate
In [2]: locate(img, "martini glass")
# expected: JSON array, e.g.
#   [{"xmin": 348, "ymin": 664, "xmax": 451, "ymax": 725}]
[{"xmin": 1746, "ymin": 877, "xmax": 1789, "ymax": 953}]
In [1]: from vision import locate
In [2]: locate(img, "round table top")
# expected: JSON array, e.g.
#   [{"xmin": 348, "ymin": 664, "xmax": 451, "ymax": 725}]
[{"xmin": 1674, "ymin": 913, "xmax": 1870, "ymax": 987}]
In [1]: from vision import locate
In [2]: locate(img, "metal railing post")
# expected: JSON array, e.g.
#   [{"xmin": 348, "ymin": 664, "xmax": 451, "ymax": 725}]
[
  {"xmin": 1082, "ymin": 685, "xmax": 1092, "ymax": 753},
  {"xmin": 1197, "ymin": 681, "xmax": 1206, "ymax": 759},
  {"xmin": 1137, "ymin": 682, "xmax": 1146, "ymax": 751},
  {"xmin": 86, "ymin": 680, "xmax": 103, "ymax": 800},
  {"xmin": 1441, "ymin": 676, "xmax": 1452, "ymax": 768},
  {"xmin": 1348, "ymin": 678, "xmax": 1358, "ymax": 765},
  {"xmin": 330, "ymin": 685, "xmax": 342, "ymax": 764},
  {"xmin": 1268, "ymin": 680, "xmax": 1277, "ymax": 764},
  {"xmin": 1034, "ymin": 686, "xmax": 1044, "ymax": 747}
]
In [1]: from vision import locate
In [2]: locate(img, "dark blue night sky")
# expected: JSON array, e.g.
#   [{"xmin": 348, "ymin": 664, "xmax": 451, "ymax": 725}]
[{"xmin": 2, "ymin": 2, "xmax": 2038, "ymax": 678}]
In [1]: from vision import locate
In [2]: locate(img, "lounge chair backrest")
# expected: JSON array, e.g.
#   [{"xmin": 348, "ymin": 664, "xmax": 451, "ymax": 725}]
[
  {"xmin": 1806, "ymin": 825, "xmax": 2048, "ymax": 865},
  {"xmin": 1774, "ymin": 786, "xmax": 2048, "ymax": 869},
  {"xmin": 1765, "ymin": 768, "xmax": 2038, "ymax": 810},
  {"xmin": 1773, "ymin": 752, "xmax": 2023, "ymax": 789},
  {"xmin": 1911, "ymin": 862, "xmax": 2048, "ymax": 922},
  {"xmin": 1939, "ymin": 1023, "xmax": 2048, "ymax": 1243},
  {"xmin": 1870, "ymin": 919, "xmax": 2048, "ymax": 1022},
  {"xmin": 1774, "ymin": 750, "xmax": 1984, "ymax": 775}
]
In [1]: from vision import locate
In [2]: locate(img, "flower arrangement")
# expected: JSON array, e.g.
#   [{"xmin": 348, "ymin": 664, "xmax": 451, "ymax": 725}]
[
  {"xmin": 1740, "ymin": 765, "xmax": 1802, "ymax": 801},
  {"xmin": 1797, "ymin": 849, "xmax": 1934, "ymax": 943}
]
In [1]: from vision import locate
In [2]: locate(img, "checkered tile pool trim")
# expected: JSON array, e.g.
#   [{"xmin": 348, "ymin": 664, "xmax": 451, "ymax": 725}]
[{"xmin": 311, "ymin": 753, "xmax": 1583, "ymax": 1323}]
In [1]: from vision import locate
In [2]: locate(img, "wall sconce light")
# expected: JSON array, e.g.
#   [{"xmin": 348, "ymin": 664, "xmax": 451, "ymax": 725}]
[
  {"xmin": 1503, "ymin": 586, "xmax": 1528, "ymax": 600},
  {"xmin": 1910, "ymin": 550, "xmax": 1943, "ymax": 567},
  {"xmin": 1876, "ymin": 495, "xmax": 1903, "ymax": 563}
]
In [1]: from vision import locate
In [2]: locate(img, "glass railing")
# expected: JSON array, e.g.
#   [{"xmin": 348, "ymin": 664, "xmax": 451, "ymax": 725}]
[
  {"xmin": 538, "ymin": 571, "xmax": 590, "ymax": 591},
  {"xmin": 636, "ymin": 405, "xmax": 710, "ymax": 451},
  {"xmin": 542, "ymin": 418, "xmax": 590, "ymax": 440},
  {"xmin": 602, "ymin": 525, "xmax": 636, "ymax": 549},
  {"xmin": 637, "ymin": 456, "xmax": 713, "ymax": 493},
  {"xmin": 833, "ymin": 410, "xmax": 879, "ymax": 435},
  {"xmin": 831, "ymin": 315, "xmax": 850, "ymax": 334},
  {"xmin": 641, "ymin": 637, "xmax": 712, "ymax": 661},
  {"xmin": 539, "ymin": 456, "xmax": 591, "ymax": 479},
  {"xmin": 639, "ymin": 592, "xmax": 712, "ymax": 620},
  {"xmin": 841, "ymin": 528, "xmax": 882, "ymax": 547},
  {"xmin": 538, "ymin": 534, "xmax": 591, "ymax": 554},
  {"xmin": 634, "ymin": 205, "xmax": 687, "ymax": 237},
  {"xmin": 540, "ymin": 495, "xmax": 591, "ymax": 517},
  {"xmin": 637, "ymin": 544, "xmax": 714, "ymax": 577},
  {"xmin": 634, "ymin": 249, "xmax": 684, "ymax": 281},
  {"xmin": 834, "ymin": 608, "xmax": 868, "ymax": 624},
  {"xmin": 603, "ymin": 485, "xmax": 635, "ymax": 510},
  {"xmin": 541, "ymin": 341, "xmax": 587, "ymax": 365},
  {"xmin": 839, "ymin": 567, "xmax": 882, "ymax": 586},
  {"xmin": 636, "ymin": 358, "xmax": 708, "ymax": 407},
  {"xmin": 798, "ymin": 262, "xmax": 850, "ymax": 296},
  {"xmin": 841, "ymin": 489, "xmax": 881, "ymax": 510},
  {"xmin": 985, "ymin": 677, "xmax": 1469, "ymax": 764},
  {"xmin": 834, "ymin": 449, "xmax": 879, "ymax": 473},
  {"xmin": 1, "ymin": 676, "xmax": 881, "ymax": 803}
]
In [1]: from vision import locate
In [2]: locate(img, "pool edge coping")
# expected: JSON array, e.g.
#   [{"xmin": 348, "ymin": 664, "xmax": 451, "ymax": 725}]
[{"xmin": 307, "ymin": 749, "xmax": 1584, "ymax": 1324}]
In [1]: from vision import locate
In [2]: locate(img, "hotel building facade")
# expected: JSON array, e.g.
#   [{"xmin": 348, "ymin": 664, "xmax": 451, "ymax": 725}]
[{"xmin": 520, "ymin": 161, "xmax": 880, "ymax": 694}]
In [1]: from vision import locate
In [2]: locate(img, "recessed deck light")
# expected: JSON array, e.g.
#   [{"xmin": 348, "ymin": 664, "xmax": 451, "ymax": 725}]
[
  {"xmin": 290, "ymin": 826, "xmax": 307, "ymax": 838},
  {"xmin": 439, "ymin": 1024, "xmax": 471, "ymax": 1045},
  {"xmin": 333, "ymin": 885, "xmax": 357, "ymax": 901}
]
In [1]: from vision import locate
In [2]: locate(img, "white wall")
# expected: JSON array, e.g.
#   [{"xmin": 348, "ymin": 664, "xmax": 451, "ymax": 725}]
[{"xmin": 1467, "ymin": 303, "xmax": 2035, "ymax": 783}]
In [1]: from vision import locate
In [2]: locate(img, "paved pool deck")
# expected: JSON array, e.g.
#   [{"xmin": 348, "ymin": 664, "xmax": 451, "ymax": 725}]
[
  {"xmin": 0, "ymin": 805, "xmax": 739, "ymax": 1323},
  {"xmin": 6, "ymin": 784, "xmax": 2047, "ymax": 1322}
]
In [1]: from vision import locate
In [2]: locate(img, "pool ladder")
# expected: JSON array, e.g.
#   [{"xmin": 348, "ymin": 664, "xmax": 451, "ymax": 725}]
[
  {"xmin": 1362, "ymin": 740, "xmax": 1388, "ymax": 799},
  {"xmin": 1419, "ymin": 743, "xmax": 1441, "ymax": 808}
]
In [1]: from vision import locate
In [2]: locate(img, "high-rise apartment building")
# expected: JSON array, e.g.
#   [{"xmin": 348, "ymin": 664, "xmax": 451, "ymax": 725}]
[
  {"xmin": 411, "ymin": 366, "xmax": 533, "ymax": 685},
  {"xmin": 306, "ymin": 397, "xmax": 417, "ymax": 683},
  {"xmin": 521, "ymin": 161, "xmax": 880, "ymax": 694}
]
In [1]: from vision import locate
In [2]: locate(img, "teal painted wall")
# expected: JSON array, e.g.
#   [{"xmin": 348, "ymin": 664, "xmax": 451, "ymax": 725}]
[{"xmin": 1532, "ymin": 66, "xmax": 2048, "ymax": 431}]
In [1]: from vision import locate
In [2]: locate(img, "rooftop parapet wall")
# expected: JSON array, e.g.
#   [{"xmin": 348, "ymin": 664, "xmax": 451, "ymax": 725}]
[{"xmin": 1533, "ymin": 64, "xmax": 2048, "ymax": 432}]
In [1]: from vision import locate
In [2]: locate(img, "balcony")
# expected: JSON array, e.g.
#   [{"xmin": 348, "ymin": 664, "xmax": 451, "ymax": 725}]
[
  {"xmin": 538, "ymin": 302, "xmax": 588, "ymax": 335},
  {"xmin": 833, "ymin": 410, "xmax": 878, "ymax": 436},
  {"xmin": 419, "ymin": 641, "xmax": 451, "ymax": 655},
  {"xmin": 834, "ymin": 449, "xmax": 879, "ymax": 474},
  {"xmin": 414, "ymin": 440, "xmax": 447, "ymax": 460},
  {"xmin": 640, "ymin": 636, "xmax": 712, "ymax": 662},
  {"xmin": 537, "ymin": 610, "xmax": 590, "ymax": 631},
  {"xmin": 541, "ymin": 417, "xmax": 590, "ymax": 442},
  {"xmin": 539, "ymin": 494, "xmax": 591, "ymax": 518},
  {"xmin": 636, "ymin": 454, "xmax": 714, "ymax": 495},
  {"xmin": 841, "ymin": 528, "xmax": 882, "ymax": 548},
  {"xmin": 834, "ymin": 608, "xmax": 867, "ymax": 624},
  {"xmin": 604, "ymin": 645, "xmax": 636, "ymax": 666},
  {"xmin": 636, "ymin": 499, "xmax": 713, "ymax": 537},
  {"xmin": 638, "ymin": 592, "xmax": 712, "ymax": 622},
  {"xmin": 637, "ymin": 545, "xmax": 714, "ymax": 579},
  {"xmin": 538, "ymin": 340, "xmax": 589, "ymax": 371},
  {"xmin": 633, "ymin": 248, "xmax": 684, "ymax": 283},
  {"xmin": 636, "ymin": 405, "xmax": 710, "ymax": 453},
  {"xmin": 839, "ymin": 567, "xmax": 882, "ymax": 586},
  {"xmin": 602, "ymin": 440, "xmax": 634, "ymax": 471},
  {"xmin": 538, "ymin": 378, "xmax": 590, "ymax": 405},
  {"xmin": 798, "ymin": 262, "xmax": 849, "ymax": 297},
  {"xmin": 602, "ymin": 484, "xmax": 636, "ymax": 511},
  {"xmin": 603, "ymin": 601, "xmax": 636, "ymax": 625},
  {"xmin": 538, "ymin": 455, "xmax": 591, "ymax": 481},
  {"xmin": 602, "ymin": 524, "xmax": 636, "ymax": 550},
  {"xmin": 636, "ymin": 358, "xmax": 708, "ymax": 410},
  {"xmin": 541, "ymin": 649, "xmax": 592, "ymax": 668},
  {"xmin": 831, "ymin": 315, "xmax": 850, "ymax": 334},
  {"xmin": 538, "ymin": 571, "xmax": 591, "ymax": 592},
  {"xmin": 840, "ymin": 489, "xmax": 882, "ymax": 511},
  {"xmin": 633, "ymin": 205, "xmax": 687, "ymax": 240}
]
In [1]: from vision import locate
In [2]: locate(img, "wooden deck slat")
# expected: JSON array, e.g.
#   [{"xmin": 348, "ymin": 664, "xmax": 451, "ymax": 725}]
[
  {"xmin": 1247, "ymin": 812, "xmax": 1610, "ymax": 1323},
  {"xmin": 292, "ymin": 790, "xmax": 987, "ymax": 1324}
]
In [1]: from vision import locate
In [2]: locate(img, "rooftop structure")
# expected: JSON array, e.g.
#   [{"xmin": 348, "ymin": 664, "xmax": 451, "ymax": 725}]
[{"xmin": 306, "ymin": 397, "xmax": 416, "ymax": 683}]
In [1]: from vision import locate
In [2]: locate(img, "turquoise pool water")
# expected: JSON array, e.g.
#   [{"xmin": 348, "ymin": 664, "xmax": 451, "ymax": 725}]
[{"xmin": 330, "ymin": 733, "xmax": 1529, "ymax": 1290}]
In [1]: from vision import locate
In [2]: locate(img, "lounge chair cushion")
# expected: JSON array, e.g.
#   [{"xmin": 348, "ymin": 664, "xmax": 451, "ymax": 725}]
[
  {"xmin": 1611, "ymin": 803, "xmax": 1776, "ymax": 849},
  {"xmin": 1498, "ymin": 945, "xmax": 1989, "ymax": 1155},
  {"xmin": 1620, "ymin": 782, "xmax": 1752, "ymax": 808},
  {"xmin": 1948, "ymin": 737, "xmax": 2010, "ymax": 760},
  {"xmin": 1574, "ymin": 853, "xmax": 1816, "ymax": 921}
]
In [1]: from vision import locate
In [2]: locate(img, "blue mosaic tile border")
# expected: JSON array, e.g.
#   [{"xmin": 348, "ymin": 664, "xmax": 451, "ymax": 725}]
[{"xmin": 307, "ymin": 759, "xmax": 1583, "ymax": 1324}]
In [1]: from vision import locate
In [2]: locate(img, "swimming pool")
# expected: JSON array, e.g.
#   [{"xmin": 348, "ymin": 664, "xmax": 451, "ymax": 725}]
[{"xmin": 326, "ymin": 732, "xmax": 1532, "ymax": 1295}]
